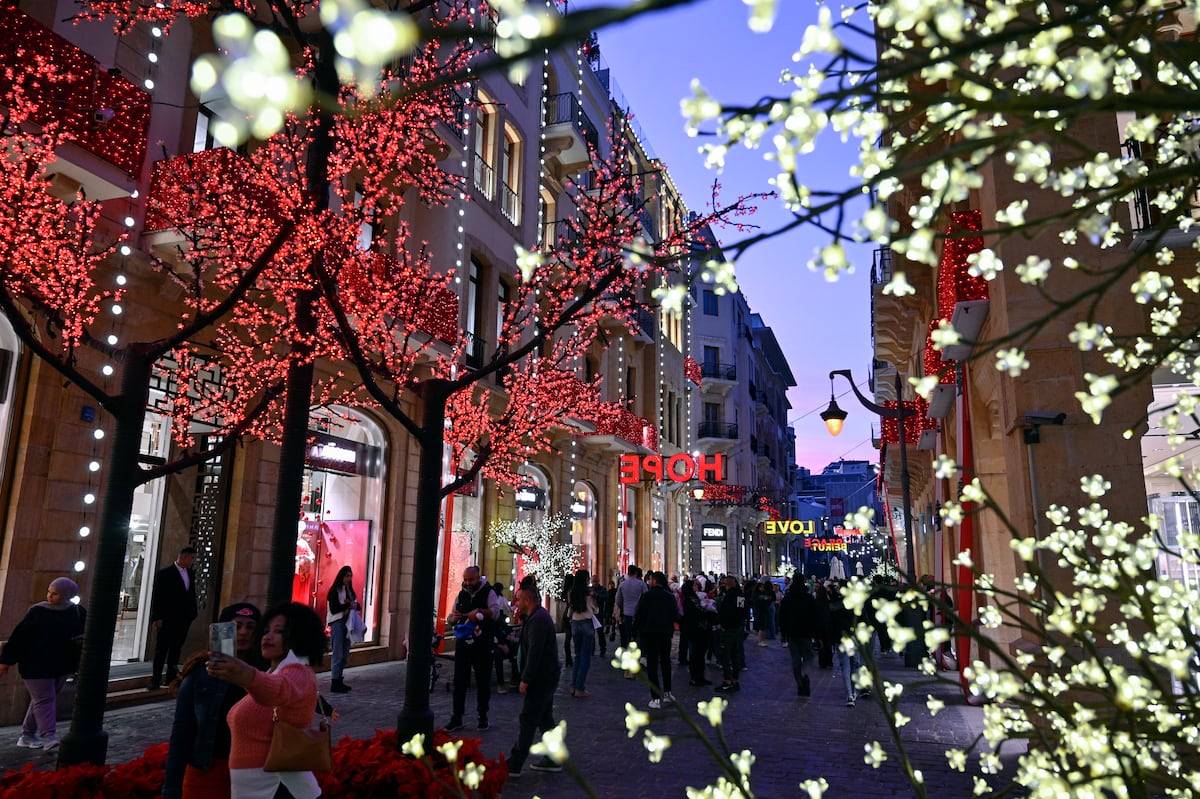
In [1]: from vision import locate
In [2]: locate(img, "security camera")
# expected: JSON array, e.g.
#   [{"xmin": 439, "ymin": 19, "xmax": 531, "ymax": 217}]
[
  {"xmin": 93, "ymin": 108, "xmax": 115, "ymax": 125},
  {"xmin": 1023, "ymin": 411, "xmax": 1066, "ymax": 426}
]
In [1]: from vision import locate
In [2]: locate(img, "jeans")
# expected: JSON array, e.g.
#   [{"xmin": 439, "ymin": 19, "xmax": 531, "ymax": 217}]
[
  {"xmin": 643, "ymin": 631, "xmax": 673, "ymax": 696},
  {"xmin": 836, "ymin": 638, "xmax": 862, "ymax": 700},
  {"xmin": 329, "ymin": 619, "xmax": 349, "ymax": 679},
  {"xmin": 507, "ymin": 672, "xmax": 559, "ymax": 773},
  {"xmin": 787, "ymin": 638, "xmax": 812, "ymax": 691},
  {"xmin": 620, "ymin": 614, "xmax": 635, "ymax": 648},
  {"xmin": 21, "ymin": 676, "xmax": 67, "ymax": 738},
  {"xmin": 570, "ymin": 620, "xmax": 595, "ymax": 691}
]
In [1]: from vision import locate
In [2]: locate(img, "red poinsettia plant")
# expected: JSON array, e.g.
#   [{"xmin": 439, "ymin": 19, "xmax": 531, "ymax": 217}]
[{"xmin": 0, "ymin": 732, "xmax": 507, "ymax": 799}]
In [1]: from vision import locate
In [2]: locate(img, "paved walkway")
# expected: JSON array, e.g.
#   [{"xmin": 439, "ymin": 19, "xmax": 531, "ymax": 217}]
[{"xmin": 0, "ymin": 637, "xmax": 985, "ymax": 797}]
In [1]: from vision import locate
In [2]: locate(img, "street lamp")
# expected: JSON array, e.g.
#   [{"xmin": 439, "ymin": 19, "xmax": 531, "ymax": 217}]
[
  {"xmin": 822, "ymin": 368, "xmax": 924, "ymax": 667},
  {"xmin": 822, "ymin": 369, "xmax": 916, "ymax": 582}
]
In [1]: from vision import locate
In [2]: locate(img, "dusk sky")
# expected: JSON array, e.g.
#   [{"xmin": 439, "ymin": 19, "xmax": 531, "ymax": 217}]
[{"xmin": 576, "ymin": 0, "xmax": 878, "ymax": 473}]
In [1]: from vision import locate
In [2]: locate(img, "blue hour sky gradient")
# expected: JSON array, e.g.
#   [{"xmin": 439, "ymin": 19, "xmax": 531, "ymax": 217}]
[{"xmin": 577, "ymin": 0, "xmax": 878, "ymax": 472}]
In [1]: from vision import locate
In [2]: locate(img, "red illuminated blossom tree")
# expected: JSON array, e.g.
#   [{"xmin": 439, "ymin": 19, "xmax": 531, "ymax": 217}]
[{"xmin": 10, "ymin": 0, "xmax": 761, "ymax": 760}]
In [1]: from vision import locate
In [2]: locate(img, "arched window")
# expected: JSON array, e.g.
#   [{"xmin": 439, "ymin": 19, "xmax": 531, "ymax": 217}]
[{"xmin": 570, "ymin": 481, "xmax": 597, "ymax": 574}]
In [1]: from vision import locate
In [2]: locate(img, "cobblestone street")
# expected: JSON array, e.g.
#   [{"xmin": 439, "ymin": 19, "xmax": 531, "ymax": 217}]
[{"xmin": 0, "ymin": 637, "xmax": 985, "ymax": 798}]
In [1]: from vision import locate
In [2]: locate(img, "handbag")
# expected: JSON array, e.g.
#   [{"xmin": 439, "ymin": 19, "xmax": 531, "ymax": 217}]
[{"xmin": 263, "ymin": 702, "xmax": 332, "ymax": 773}]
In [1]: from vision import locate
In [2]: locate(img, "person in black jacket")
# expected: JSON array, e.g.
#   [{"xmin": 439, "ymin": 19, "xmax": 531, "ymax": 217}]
[
  {"xmin": 150, "ymin": 546, "xmax": 198, "ymax": 689},
  {"xmin": 162, "ymin": 602, "xmax": 261, "ymax": 799},
  {"xmin": 0, "ymin": 577, "xmax": 86, "ymax": 750},
  {"xmin": 778, "ymin": 577, "xmax": 816, "ymax": 696},
  {"xmin": 446, "ymin": 565, "xmax": 501, "ymax": 731},
  {"xmin": 680, "ymin": 578, "xmax": 711, "ymax": 686},
  {"xmin": 506, "ymin": 586, "xmax": 562, "ymax": 777},
  {"xmin": 634, "ymin": 571, "xmax": 679, "ymax": 707},
  {"xmin": 714, "ymin": 575, "xmax": 747, "ymax": 694}
]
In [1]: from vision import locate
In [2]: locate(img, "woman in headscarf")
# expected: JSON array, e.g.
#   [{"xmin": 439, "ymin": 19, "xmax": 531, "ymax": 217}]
[{"xmin": 0, "ymin": 577, "xmax": 86, "ymax": 750}]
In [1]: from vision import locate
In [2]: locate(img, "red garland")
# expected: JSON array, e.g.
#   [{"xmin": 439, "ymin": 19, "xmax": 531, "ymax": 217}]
[
  {"xmin": 0, "ymin": 6, "xmax": 151, "ymax": 177},
  {"xmin": 684, "ymin": 357, "xmax": 702, "ymax": 387},
  {"xmin": 880, "ymin": 398, "xmax": 937, "ymax": 445},
  {"xmin": 935, "ymin": 210, "xmax": 987, "ymax": 321},
  {"xmin": 924, "ymin": 319, "xmax": 956, "ymax": 384}
]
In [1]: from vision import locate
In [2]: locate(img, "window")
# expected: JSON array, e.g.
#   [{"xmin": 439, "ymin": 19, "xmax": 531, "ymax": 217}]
[
  {"xmin": 473, "ymin": 94, "xmax": 497, "ymax": 200},
  {"xmin": 192, "ymin": 105, "xmax": 214, "ymax": 153},
  {"xmin": 466, "ymin": 259, "xmax": 486, "ymax": 367},
  {"xmin": 703, "ymin": 345, "xmax": 720, "ymax": 369},
  {"xmin": 703, "ymin": 402, "xmax": 721, "ymax": 424},
  {"xmin": 495, "ymin": 279, "xmax": 510, "ymax": 345},
  {"xmin": 499, "ymin": 124, "xmax": 521, "ymax": 225},
  {"xmin": 702, "ymin": 290, "xmax": 718, "ymax": 316},
  {"xmin": 354, "ymin": 187, "xmax": 374, "ymax": 251}
]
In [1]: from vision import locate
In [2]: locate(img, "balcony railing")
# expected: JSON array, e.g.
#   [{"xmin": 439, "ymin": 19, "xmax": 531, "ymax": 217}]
[
  {"xmin": 700, "ymin": 362, "xmax": 736, "ymax": 381},
  {"xmin": 0, "ymin": 6, "xmax": 150, "ymax": 178},
  {"xmin": 541, "ymin": 219, "xmax": 580, "ymax": 248},
  {"xmin": 543, "ymin": 92, "xmax": 599, "ymax": 155},
  {"xmin": 499, "ymin": 180, "xmax": 519, "ymax": 225},
  {"xmin": 870, "ymin": 246, "xmax": 894, "ymax": 287},
  {"xmin": 463, "ymin": 330, "xmax": 487, "ymax": 369},
  {"xmin": 473, "ymin": 153, "xmax": 495, "ymax": 201},
  {"xmin": 698, "ymin": 421, "xmax": 738, "ymax": 440}
]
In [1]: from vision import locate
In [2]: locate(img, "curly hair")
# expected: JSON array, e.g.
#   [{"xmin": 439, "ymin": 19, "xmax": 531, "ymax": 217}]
[{"xmin": 261, "ymin": 601, "xmax": 327, "ymax": 663}]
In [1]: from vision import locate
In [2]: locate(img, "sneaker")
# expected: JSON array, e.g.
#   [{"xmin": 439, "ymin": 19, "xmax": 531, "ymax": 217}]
[
  {"xmin": 757, "ymin": 641, "xmax": 769, "ymax": 647},
  {"xmin": 16, "ymin": 734, "xmax": 41, "ymax": 749},
  {"xmin": 477, "ymin": 717, "xmax": 489, "ymax": 730},
  {"xmin": 648, "ymin": 698, "xmax": 662, "ymax": 709},
  {"xmin": 529, "ymin": 757, "xmax": 562, "ymax": 773},
  {"xmin": 445, "ymin": 717, "xmax": 464, "ymax": 732},
  {"xmin": 858, "ymin": 688, "xmax": 872, "ymax": 699},
  {"xmin": 572, "ymin": 689, "xmax": 589, "ymax": 698},
  {"xmin": 714, "ymin": 683, "xmax": 735, "ymax": 693},
  {"xmin": 41, "ymin": 736, "xmax": 59, "ymax": 751},
  {"xmin": 846, "ymin": 696, "xmax": 856, "ymax": 707},
  {"xmin": 496, "ymin": 684, "xmax": 508, "ymax": 694},
  {"xmin": 507, "ymin": 768, "xmax": 522, "ymax": 779},
  {"xmin": 663, "ymin": 691, "xmax": 676, "ymax": 703}
]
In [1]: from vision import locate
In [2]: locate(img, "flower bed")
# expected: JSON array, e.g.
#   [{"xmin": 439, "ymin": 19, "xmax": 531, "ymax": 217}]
[{"xmin": 0, "ymin": 731, "xmax": 508, "ymax": 798}]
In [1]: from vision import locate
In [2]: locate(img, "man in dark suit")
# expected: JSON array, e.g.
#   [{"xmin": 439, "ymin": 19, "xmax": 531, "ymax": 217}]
[
  {"xmin": 505, "ymin": 586, "xmax": 562, "ymax": 777},
  {"xmin": 149, "ymin": 545, "xmax": 197, "ymax": 689}
]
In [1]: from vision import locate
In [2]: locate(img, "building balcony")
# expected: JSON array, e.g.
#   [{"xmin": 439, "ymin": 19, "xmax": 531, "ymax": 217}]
[
  {"xmin": 936, "ymin": 210, "xmax": 989, "ymax": 361},
  {"xmin": 700, "ymin": 361, "xmax": 736, "ymax": 396},
  {"xmin": 0, "ymin": 6, "xmax": 150, "ymax": 200},
  {"xmin": 541, "ymin": 219, "xmax": 580, "ymax": 249},
  {"xmin": 543, "ymin": 92, "xmax": 598, "ymax": 176},
  {"xmin": 472, "ymin": 153, "xmax": 496, "ymax": 202},
  {"xmin": 579, "ymin": 403, "xmax": 657, "ymax": 453},
  {"xmin": 871, "ymin": 245, "xmax": 927, "ymax": 366},
  {"xmin": 924, "ymin": 320, "xmax": 956, "ymax": 419},
  {"xmin": 499, "ymin": 180, "xmax": 520, "ymax": 226},
  {"xmin": 463, "ymin": 330, "xmax": 487, "ymax": 369},
  {"xmin": 143, "ymin": 147, "xmax": 286, "ymax": 261},
  {"xmin": 697, "ymin": 421, "xmax": 738, "ymax": 449},
  {"xmin": 1123, "ymin": 135, "xmax": 1200, "ymax": 251}
]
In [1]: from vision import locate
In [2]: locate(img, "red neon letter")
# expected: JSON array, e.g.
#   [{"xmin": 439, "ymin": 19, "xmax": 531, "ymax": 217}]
[
  {"xmin": 665, "ymin": 454, "xmax": 695, "ymax": 482},
  {"xmin": 694, "ymin": 454, "xmax": 723, "ymax": 482},
  {"xmin": 643, "ymin": 455, "xmax": 663, "ymax": 482},
  {"xmin": 619, "ymin": 454, "xmax": 640, "ymax": 484}
]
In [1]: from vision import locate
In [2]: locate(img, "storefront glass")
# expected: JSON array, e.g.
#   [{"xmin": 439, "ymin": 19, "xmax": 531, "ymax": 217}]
[
  {"xmin": 570, "ymin": 481, "xmax": 596, "ymax": 575},
  {"xmin": 294, "ymin": 408, "xmax": 385, "ymax": 643}
]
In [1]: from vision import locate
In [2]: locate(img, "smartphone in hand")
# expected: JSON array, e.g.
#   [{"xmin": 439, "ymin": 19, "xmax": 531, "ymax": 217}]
[{"xmin": 209, "ymin": 621, "xmax": 236, "ymax": 660}]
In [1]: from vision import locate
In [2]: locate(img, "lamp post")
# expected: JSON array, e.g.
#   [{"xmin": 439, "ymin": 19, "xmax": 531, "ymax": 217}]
[{"xmin": 822, "ymin": 369, "xmax": 924, "ymax": 667}]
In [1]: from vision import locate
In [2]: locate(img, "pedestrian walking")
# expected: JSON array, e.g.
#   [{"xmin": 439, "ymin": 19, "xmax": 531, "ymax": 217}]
[
  {"xmin": 634, "ymin": 571, "xmax": 678, "ymax": 707},
  {"xmin": 505, "ymin": 586, "xmax": 562, "ymax": 777},
  {"xmin": 0, "ymin": 577, "xmax": 85, "ymax": 751},
  {"xmin": 681, "ymin": 579, "xmax": 711, "ymax": 686},
  {"xmin": 589, "ymin": 573, "xmax": 608, "ymax": 658},
  {"xmin": 829, "ymin": 583, "xmax": 864, "ymax": 706},
  {"xmin": 778, "ymin": 577, "xmax": 815, "ymax": 697},
  {"xmin": 163, "ymin": 602, "xmax": 262, "ymax": 799},
  {"xmin": 567, "ymin": 568, "xmax": 599, "ymax": 697},
  {"xmin": 613, "ymin": 565, "xmax": 647, "ymax": 664},
  {"xmin": 446, "ymin": 565, "xmax": 501, "ymax": 731},
  {"xmin": 150, "ymin": 546, "xmax": 198, "ymax": 689},
  {"xmin": 206, "ymin": 602, "xmax": 326, "ymax": 799},
  {"xmin": 326, "ymin": 566, "xmax": 359, "ymax": 694},
  {"xmin": 714, "ymin": 575, "xmax": 746, "ymax": 694}
]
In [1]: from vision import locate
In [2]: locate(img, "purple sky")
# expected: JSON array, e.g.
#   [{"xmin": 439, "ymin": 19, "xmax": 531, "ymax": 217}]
[{"xmin": 579, "ymin": 0, "xmax": 877, "ymax": 472}]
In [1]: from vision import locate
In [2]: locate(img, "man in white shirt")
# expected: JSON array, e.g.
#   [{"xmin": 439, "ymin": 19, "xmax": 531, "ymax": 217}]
[{"xmin": 149, "ymin": 546, "xmax": 197, "ymax": 689}]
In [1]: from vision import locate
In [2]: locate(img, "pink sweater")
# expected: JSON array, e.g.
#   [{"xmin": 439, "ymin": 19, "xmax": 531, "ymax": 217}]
[{"xmin": 227, "ymin": 663, "xmax": 318, "ymax": 770}]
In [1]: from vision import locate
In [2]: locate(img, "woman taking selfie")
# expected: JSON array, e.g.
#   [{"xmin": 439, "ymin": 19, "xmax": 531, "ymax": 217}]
[{"xmin": 206, "ymin": 602, "xmax": 326, "ymax": 799}]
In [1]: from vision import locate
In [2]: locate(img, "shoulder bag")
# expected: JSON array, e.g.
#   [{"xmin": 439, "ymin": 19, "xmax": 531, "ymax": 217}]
[{"xmin": 263, "ymin": 700, "xmax": 331, "ymax": 773}]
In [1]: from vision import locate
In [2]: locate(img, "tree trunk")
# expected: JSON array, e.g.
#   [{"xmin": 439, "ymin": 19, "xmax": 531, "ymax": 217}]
[
  {"xmin": 58, "ymin": 354, "xmax": 152, "ymax": 766},
  {"xmin": 396, "ymin": 379, "xmax": 450, "ymax": 743}
]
